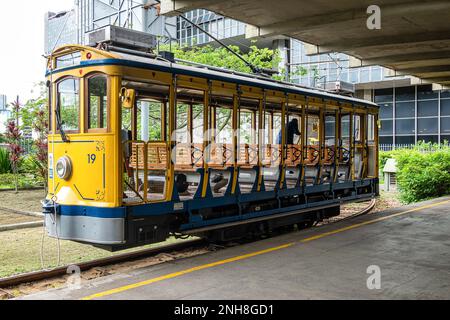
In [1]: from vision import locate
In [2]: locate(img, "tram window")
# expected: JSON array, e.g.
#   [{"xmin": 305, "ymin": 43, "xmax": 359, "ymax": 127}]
[
  {"xmin": 264, "ymin": 113, "xmax": 271, "ymax": 144},
  {"xmin": 57, "ymin": 78, "xmax": 80, "ymax": 132},
  {"xmin": 272, "ymin": 113, "xmax": 282, "ymax": 144},
  {"xmin": 325, "ymin": 116, "xmax": 336, "ymax": 139},
  {"xmin": 55, "ymin": 52, "xmax": 81, "ymax": 69},
  {"xmin": 176, "ymin": 88, "xmax": 205, "ymax": 144},
  {"xmin": 192, "ymin": 104, "xmax": 204, "ymax": 143},
  {"xmin": 307, "ymin": 115, "xmax": 319, "ymax": 145},
  {"xmin": 216, "ymin": 107, "xmax": 233, "ymax": 143},
  {"xmin": 353, "ymin": 115, "xmax": 361, "ymax": 142},
  {"xmin": 136, "ymin": 101, "xmax": 163, "ymax": 141},
  {"xmin": 239, "ymin": 111, "xmax": 253, "ymax": 144},
  {"xmin": 368, "ymin": 114, "xmax": 375, "ymax": 143},
  {"xmin": 122, "ymin": 107, "xmax": 132, "ymax": 132},
  {"xmin": 176, "ymin": 104, "xmax": 189, "ymax": 143},
  {"xmin": 341, "ymin": 115, "xmax": 350, "ymax": 144},
  {"xmin": 288, "ymin": 114, "xmax": 301, "ymax": 145},
  {"xmin": 87, "ymin": 75, "xmax": 108, "ymax": 131}
]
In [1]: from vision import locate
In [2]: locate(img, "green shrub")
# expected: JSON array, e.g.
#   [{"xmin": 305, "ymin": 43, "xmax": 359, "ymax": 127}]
[
  {"xmin": 0, "ymin": 147, "xmax": 12, "ymax": 174},
  {"xmin": 394, "ymin": 144, "xmax": 450, "ymax": 203},
  {"xmin": 19, "ymin": 155, "xmax": 40, "ymax": 174},
  {"xmin": 0, "ymin": 173, "xmax": 43, "ymax": 189}
]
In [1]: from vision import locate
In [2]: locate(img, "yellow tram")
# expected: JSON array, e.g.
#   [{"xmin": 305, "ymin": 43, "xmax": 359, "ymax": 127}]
[{"xmin": 44, "ymin": 43, "xmax": 379, "ymax": 251}]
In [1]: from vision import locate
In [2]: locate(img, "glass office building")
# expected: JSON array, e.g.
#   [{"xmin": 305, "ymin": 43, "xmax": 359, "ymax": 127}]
[
  {"xmin": 44, "ymin": 10, "xmax": 79, "ymax": 55},
  {"xmin": 177, "ymin": 9, "xmax": 246, "ymax": 46},
  {"xmin": 290, "ymin": 40, "xmax": 385, "ymax": 87},
  {"xmin": 376, "ymin": 85, "xmax": 450, "ymax": 145}
]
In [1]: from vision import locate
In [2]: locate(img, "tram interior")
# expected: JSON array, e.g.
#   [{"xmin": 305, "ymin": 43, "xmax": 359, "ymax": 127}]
[{"xmin": 121, "ymin": 78, "xmax": 377, "ymax": 205}]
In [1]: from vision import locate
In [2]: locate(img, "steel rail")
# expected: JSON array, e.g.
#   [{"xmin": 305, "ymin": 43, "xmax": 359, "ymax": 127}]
[{"xmin": 0, "ymin": 238, "xmax": 206, "ymax": 289}]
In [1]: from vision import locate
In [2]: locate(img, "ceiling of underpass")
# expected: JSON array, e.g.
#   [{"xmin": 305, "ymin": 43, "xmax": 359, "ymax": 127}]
[{"xmin": 160, "ymin": 0, "xmax": 450, "ymax": 89}]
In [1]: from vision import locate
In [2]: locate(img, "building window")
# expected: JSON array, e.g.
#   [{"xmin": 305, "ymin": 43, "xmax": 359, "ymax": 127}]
[
  {"xmin": 441, "ymin": 135, "xmax": 450, "ymax": 144},
  {"xmin": 395, "ymin": 101, "xmax": 415, "ymax": 118},
  {"xmin": 380, "ymin": 120, "xmax": 393, "ymax": 135},
  {"xmin": 57, "ymin": 78, "xmax": 80, "ymax": 132},
  {"xmin": 395, "ymin": 135, "xmax": 415, "ymax": 145},
  {"xmin": 379, "ymin": 102, "xmax": 393, "ymax": 119},
  {"xmin": 417, "ymin": 135, "xmax": 438, "ymax": 143},
  {"xmin": 87, "ymin": 75, "xmax": 108, "ymax": 131},
  {"xmin": 441, "ymin": 99, "xmax": 450, "ymax": 116},
  {"xmin": 417, "ymin": 85, "xmax": 438, "ymax": 100},
  {"xmin": 396, "ymin": 119, "xmax": 415, "ymax": 134},
  {"xmin": 418, "ymin": 100, "xmax": 438, "ymax": 117},
  {"xmin": 374, "ymin": 88, "xmax": 393, "ymax": 103},
  {"xmin": 418, "ymin": 118, "xmax": 438, "ymax": 134},
  {"xmin": 395, "ymin": 86, "xmax": 415, "ymax": 102},
  {"xmin": 371, "ymin": 67, "xmax": 382, "ymax": 81},
  {"xmin": 441, "ymin": 117, "xmax": 450, "ymax": 134},
  {"xmin": 380, "ymin": 136, "xmax": 393, "ymax": 144}
]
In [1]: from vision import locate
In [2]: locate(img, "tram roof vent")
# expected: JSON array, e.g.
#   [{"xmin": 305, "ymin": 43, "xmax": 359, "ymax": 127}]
[
  {"xmin": 87, "ymin": 26, "xmax": 157, "ymax": 52},
  {"xmin": 319, "ymin": 81, "xmax": 355, "ymax": 96}
]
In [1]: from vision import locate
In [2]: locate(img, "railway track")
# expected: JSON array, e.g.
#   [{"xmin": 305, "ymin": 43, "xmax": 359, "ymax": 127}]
[{"xmin": 0, "ymin": 199, "xmax": 376, "ymax": 291}]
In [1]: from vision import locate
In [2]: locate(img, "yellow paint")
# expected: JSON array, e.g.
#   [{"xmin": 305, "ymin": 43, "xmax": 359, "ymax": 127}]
[
  {"xmin": 82, "ymin": 243, "xmax": 295, "ymax": 300},
  {"xmin": 81, "ymin": 199, "xmax": 450, "ymax": 300}
]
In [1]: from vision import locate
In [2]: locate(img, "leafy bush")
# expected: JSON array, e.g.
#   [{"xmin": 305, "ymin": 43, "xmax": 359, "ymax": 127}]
[
  {"xmin": 390, "ymin": 144, "xmax": 450, "ymax": 203},
  {"xmin": 0, "ymin": 147, "xmax": 12, "ymax": 174},
  {"xmin": 19, "ymin": 155, "xmax": 40, "ymax": 174},
  {"xmin": 0, "ymin": 173, "xmax": 43, "ymax": 189}
]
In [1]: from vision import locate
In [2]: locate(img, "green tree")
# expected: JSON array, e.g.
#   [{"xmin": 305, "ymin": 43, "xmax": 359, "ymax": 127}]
[
  {"xmin": 24, "ymin": 84, "xmax": 49, "ymax": 192},
  {"xmin": 162, "ymin": 44, "xmax": 277, "ymax": 74},
  {"xmin": 5, "ymin": 97, "xmax": 24, "ymax": 192}
]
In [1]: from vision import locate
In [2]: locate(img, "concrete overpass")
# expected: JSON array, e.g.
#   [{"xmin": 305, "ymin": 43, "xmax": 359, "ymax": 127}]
[{"xmin": 160, "ymin": 0, "xmax": 450, "ymax": 89}]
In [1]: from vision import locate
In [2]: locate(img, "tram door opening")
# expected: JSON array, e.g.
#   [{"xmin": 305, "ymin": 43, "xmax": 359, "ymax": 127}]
[
  {"xmin": 353, "ymin": 113, "xmax": 366, "ymax": 180},
  {"xmin": 304, "ymin": 110, "xmax": 320, "ymax": 185},
  {"xmin": 285, "ymin": 109, "xmax": 302, "ymax": 189},
  {"xmin": 121, "ymin": 82, "xmax": 170, "ymax": 205},
  {"xmin": 238, "ymin": 105, "xmax": 259, "ymax": 194},
  {"xmin": 322, "ymin": 112, "xmax": 337, "ymax": 184},
  {"xmin": 209, "ymin": 100, "xmax": 234, "ymax": 197},
  {"xmin": 367, "ymin": 114, "xmax": 378, "ymax": 178},
  {"xmin": 338, "ymin": 113, "xmax": 352, "ymax": 182},
  {"xmin": 175, "ymin": 87, "xmax": 204, "ymax": 200},
  {"xmin": 263, "ymin": 110, "xmax": 282, "ymax": 191}
]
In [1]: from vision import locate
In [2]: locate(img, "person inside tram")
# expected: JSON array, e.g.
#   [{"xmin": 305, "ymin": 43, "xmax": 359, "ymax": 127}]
[{"xmin": 277, "ymin": 118, "xmax": 301, "ymax": 145}]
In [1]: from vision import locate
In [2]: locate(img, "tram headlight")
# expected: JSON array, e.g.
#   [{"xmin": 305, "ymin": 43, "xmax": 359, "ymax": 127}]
[{"xmin": 56, "ymin": 156, "xmax": 72, "ymax": 180}]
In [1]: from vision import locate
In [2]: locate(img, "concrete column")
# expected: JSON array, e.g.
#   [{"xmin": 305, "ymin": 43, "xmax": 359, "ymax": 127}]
[{"xmin": 141, "ymin": 101, "xmax": 150, "ymax": 141}]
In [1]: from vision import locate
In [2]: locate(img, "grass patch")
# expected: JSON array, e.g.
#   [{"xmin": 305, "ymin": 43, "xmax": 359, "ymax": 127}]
[{"xmin": 0, "ymin": 227, "xmax": 186, "ymax": 279}]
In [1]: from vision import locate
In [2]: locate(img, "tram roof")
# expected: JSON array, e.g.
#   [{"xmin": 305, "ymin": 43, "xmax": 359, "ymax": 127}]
[{"xmin": 47, "ymin": 45, "xmax": 378, "ymax": 109}]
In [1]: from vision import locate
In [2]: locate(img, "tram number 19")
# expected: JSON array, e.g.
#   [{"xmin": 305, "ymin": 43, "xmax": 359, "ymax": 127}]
[{"xmin": 88, "ymin": 154, "xmax": 97, "ymax": 164}]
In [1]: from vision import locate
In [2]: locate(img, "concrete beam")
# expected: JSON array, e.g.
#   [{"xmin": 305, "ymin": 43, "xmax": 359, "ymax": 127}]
[
  {"xmin": 160, "ymin": 0, "xmax": 224, "ymax": 16},
  {"xmin": 411, "ymin": 77, "xmax": 450, "ymax": 85},
  {"xmin": 349, "ymin": 51, "xmax": 450, "ymax": 68},
  {"xmin": 305, "ymin": 34, "xmax": 450, "ymax": 57},
  {"xmin": 432, "ymin": 83, "xmax": 450, "ymax": 90},
  {"xmin": 245, "ymin": 1, "xmax": 450, "ymax": 39}
]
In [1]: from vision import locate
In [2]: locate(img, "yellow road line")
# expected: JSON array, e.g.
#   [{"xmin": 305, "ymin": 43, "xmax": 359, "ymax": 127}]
[
  {"xmin": 82, "ymin": 243, "xmax": 295, "ymax": 300},
  {"xmin": 82, "ymin": 199, "xmax": 450, "ymax": 300},
  {"xmin": 301, "ymin": 199, "xmax": 450, "ymax": 243}
]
